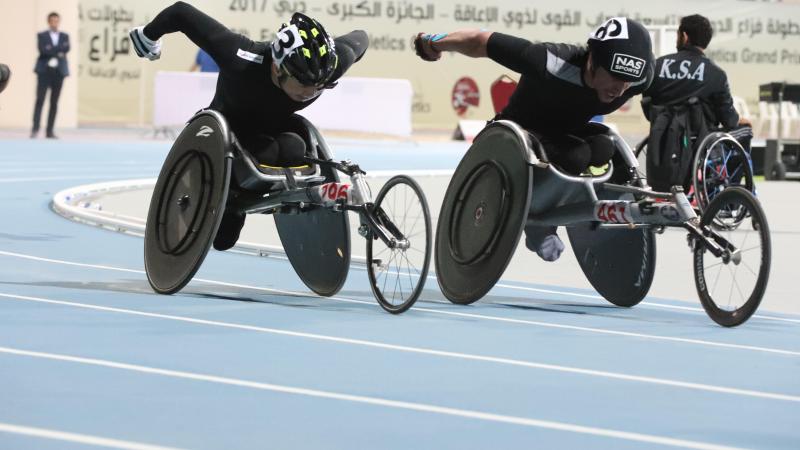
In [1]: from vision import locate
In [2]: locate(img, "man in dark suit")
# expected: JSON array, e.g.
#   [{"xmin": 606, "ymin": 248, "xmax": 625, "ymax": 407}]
[{"xmin": 32, "ymin": 12, "xmax": 69, "ymax": 139}]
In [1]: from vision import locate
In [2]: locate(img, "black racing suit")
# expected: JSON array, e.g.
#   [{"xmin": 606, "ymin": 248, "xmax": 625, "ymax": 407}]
[
  {"xmin": 143, "ymin": 2, "xmax": 368, "ymax": 163},
  {"xmin": 141, "ymin": 2, "xmax": 369, "ymax": 250},
  {"xmin": 487, "ymin": 33, "xmax": 654, "ymax": 174},
  {"xmin": 486, "ymin": 33, "xmax": 654, "ymax": 257},
  {"xmin": 642, "ymin": 46, "xmax": 751, "ymax": 151}
]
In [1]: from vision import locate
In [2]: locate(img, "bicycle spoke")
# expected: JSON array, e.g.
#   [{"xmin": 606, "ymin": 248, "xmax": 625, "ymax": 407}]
[
  {"xmin": 741, "ymin": 260, "xmax": 759, "ymax": 278},
  {"xmin": 704, "ymin": 260, "xmax": 726, "ymax": 271},
  {"xmin": 732, "ymin": 272, "xmax": 748, "ymax": 308},
  {"xmin": 710, "ymin": 262, "xmax": 724, "ymax": 297}
]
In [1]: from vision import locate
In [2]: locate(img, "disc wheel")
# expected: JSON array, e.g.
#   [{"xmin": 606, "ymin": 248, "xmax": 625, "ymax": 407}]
[
  {"xmin": 366, "ymin": 175, "xmax": 432, "ymax": 314},
  {"xmin": 693, "ymin": 187, "xmax": 771, "ymax": 327},
  {"xmin": 693, "ymin": 137, "xmax": 754, "ymax": 229},
  {"xmin": 144, "ymin": 113, "xmax": 231, "ymax": 295}
]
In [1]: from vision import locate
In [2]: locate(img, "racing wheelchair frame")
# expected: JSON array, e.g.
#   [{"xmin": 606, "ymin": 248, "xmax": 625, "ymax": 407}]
[
  {"xmin": 144, "ymin": 110, "xmax": 432, "ymax": 314},
  {"xmin": 436, "ymin": 120, "xmax": 771, "ymax": 327}
]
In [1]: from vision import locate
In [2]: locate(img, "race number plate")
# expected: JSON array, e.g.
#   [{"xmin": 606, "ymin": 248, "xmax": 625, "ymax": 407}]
[
  {"xmin": 594, "ymin": 201, "xmax": 634, "ymax": 224},
  {"xmin": 311, "ymin": 182, "xmax": 351, "ymax": 206}
]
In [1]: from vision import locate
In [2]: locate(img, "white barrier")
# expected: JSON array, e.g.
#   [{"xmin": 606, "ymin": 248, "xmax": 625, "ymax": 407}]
[
  {"xmin": 299, "ymin": 77, "xmax": 413, "ymax": 136},
  {"xmin": 153, "ymin": 72, "xmax": 218, "ymax": 129},
  {"xmin": 153, "ymin": 72, "xmax": 412, "ymax": 136}
]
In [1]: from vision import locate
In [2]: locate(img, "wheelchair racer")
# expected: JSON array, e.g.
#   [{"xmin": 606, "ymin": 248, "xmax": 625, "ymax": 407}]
[
  {"xmin": 414, "ymin": 18, "xmax": 654, "ymax": 261},
  {"xmin": 641, "ymin": 14, "xmax": 752, "ymax": 192},
  {"xmin": 130, "ymin": 2, "xmax": 368, "ymax": 251}
]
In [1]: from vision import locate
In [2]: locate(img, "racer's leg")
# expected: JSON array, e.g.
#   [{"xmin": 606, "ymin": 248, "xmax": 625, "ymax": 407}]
[
  {"xmin": 240, "ymin": 132, "xmax": 307, "ymax": 167},
  {"xmin": 538, "ymin": 133, "xmax": 591, "ymax": 175},
  {"xmin": 213, "ymin": 210, "xmax": 245, "ymax": 251},
  {"xmin": 524, "ymin": 224, "xmax": 565, "ymax": 262}
]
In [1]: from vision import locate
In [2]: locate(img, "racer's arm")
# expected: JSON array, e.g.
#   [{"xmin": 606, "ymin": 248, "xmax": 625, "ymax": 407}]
[
  {"xmin": 329, "ymin": 30, "xmax": 369, "ymax": 81},
  {"xmin": 710, "ymin": 74, "xmax": 739, "ymax": 129},
  {"xmin": 416, "ymin": 30, "xmax": 547, "ymax": 77},
  {"xmin": 415, "ymin": 29, "xmax": 493, "ymax": 60},
  {"xmin": 141, "ymin": 1, "xmax": 242, "ymax": 68}
]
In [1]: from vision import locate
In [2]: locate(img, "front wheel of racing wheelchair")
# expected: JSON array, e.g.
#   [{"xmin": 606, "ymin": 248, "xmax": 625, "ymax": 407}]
[
  {"xmin": 144, "ymin": 110, "xmax": 432, "ymax": 314},
  {"xmin": 692, "ymin": 186, "xmax": 771, "ymax": 327}
]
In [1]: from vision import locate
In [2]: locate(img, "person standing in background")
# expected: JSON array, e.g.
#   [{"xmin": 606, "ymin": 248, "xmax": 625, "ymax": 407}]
[
  {"xmin": 189, "ymin": 48, "xmax": 219, "ymax": 72},
  {"xmin": 32, "ymin": 12, "xmax": 70, "ymax": 139}
]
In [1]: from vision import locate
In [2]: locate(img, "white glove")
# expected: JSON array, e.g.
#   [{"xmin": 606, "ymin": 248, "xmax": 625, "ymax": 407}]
[{"xmin": 129, "ymin": 26, "xmax": 162, "ymax": 61}]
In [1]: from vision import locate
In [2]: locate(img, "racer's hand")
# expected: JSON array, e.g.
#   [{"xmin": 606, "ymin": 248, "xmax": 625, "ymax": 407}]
[
  {"xmin": 129, "ymin": 26, "xmax": 162, "ymax": 61},
  {"xmin": 413, "ymin": 33, "xmax": 442, "ymax": 62}
]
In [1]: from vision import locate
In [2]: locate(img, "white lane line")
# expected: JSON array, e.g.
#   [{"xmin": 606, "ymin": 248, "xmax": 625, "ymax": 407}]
[
  {"xmin": 0, "ymin": 422, "xmax": 180, "ymax": 450},
  {"xmin": 0, "ymin": 250, "xmax": 798, "ymax": 357},
  {"xmin": 0, "ymin": 346, "xmax": 749, "ymax": 450},
  {"xmin": 2, "ymin": 292, "xmax": 799, "ymax": 403},
  {"xmin": 494, "ymin": 283, "xmax": 800, "ymax": 325}
]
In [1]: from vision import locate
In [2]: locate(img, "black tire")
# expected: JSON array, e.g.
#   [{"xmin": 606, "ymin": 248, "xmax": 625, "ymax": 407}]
[
  {"xmin": 435, "ymin": 122, "xmax": 532, "ymax": 304},
  {"xmin": 692, "ymin": 135, "xmax": 755, "ymax": 229},
  {"xmin": 366, "ymin": 175, "xmax": 432, "ymax": 314},
  {"xmin": 693, "ymin": 187, "xmax": 771, "ymax": 327},
  {"xmin": 144, "ymin": 112, "xmax": 232, "ymax": 294}
]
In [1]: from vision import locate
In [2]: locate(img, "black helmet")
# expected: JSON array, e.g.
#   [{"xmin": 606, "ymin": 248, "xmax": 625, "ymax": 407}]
[
  {"xmin": 0, "ymin": 64, "xmax": 10, "ymax": 94},
  {"xmin": 587, "ymin": 17, "xmax": 652, "ymax": 82},
  {"xmin": 271, "ymin": 13, "xmax": 338, "ymax": 86}
]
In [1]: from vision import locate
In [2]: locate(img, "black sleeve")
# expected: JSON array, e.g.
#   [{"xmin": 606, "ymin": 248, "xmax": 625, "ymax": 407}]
[
  {"xmin": 486, "ymin": 32, "xmax": 547, "ymax": 75},
  {"xmin": 330, "ymin": 30, "xmax": 369, "ymax": 81},
  {"xmin": 143, "ymin": 2, "xmax": 245, "ymax": 70},
  {"xmin": 58, "ymin": 33, "xmax": 70, "ymax": 55},
  {"xmin": 710, "ymin": 73, "xmax": 739, "ymax": 129}
]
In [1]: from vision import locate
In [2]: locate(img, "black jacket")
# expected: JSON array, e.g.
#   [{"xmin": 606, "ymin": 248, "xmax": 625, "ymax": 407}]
[
  {"xmin": 643, "ymin": 46, "xmax": 737, "ymax": 129},
  {"xmin": 487, "ymin": 33, "xmax": 654, "ymax": 134},
  {"xmin": 34, "ymin": 31, "xmax": 70, "ymax": 77}
]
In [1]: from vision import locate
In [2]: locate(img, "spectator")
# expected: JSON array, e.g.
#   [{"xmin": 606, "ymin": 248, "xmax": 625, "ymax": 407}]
[{"xmin": 32, "ymin": 12, "xmax": 70, "ymax": 139}]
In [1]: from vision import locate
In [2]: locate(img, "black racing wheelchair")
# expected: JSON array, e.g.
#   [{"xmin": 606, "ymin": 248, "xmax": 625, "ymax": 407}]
[
  {"xmin": 635, "ymin": 131, "xmax": 756, "ymax": 229},
  {"xmin": 436, "ymin": 120, "xmax": 771, "ymax": 327},
  {"xmin": 144, "ymin": 110, "xmax": 432, "ymax": 314}
]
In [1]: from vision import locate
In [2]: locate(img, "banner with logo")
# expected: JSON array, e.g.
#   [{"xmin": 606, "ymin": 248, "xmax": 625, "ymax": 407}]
[{"xmin": 78, "ymin": 0, "xmax": 800, "ymax": 131}]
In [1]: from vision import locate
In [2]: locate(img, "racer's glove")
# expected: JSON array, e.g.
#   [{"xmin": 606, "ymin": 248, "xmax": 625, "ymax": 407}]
[
  {"xmin": 129, "ymin": 26, "xmax": 162, "ymax": 61},
  {"xmin": 413, "ymin": 32, "xmax": 443, "ymax": 62}
]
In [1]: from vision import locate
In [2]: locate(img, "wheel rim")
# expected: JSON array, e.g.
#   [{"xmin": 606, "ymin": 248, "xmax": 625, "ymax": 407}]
[
  {"xmin": 448, "ymin": 161, "xmax": 509, "ymax": 265},
  {"xmin": 155, "ymin": 150, "xmax": 214, "ymax": 256},
  {"xmin": 695, "ymin": 189, "xmax": 770, "ymax": 326},
  {"xmin": 367, "ymin": 176, "xmax": 431, "ymax": 313},
  {"xmin": 696, "ymin": 142, "xmax": 753, "ymax": 229}
]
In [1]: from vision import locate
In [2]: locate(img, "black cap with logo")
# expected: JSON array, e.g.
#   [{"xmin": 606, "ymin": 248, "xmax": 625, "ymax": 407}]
[{"xmin": 587, "ymin": 17, "xmax": 653, "ymax": 82}]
